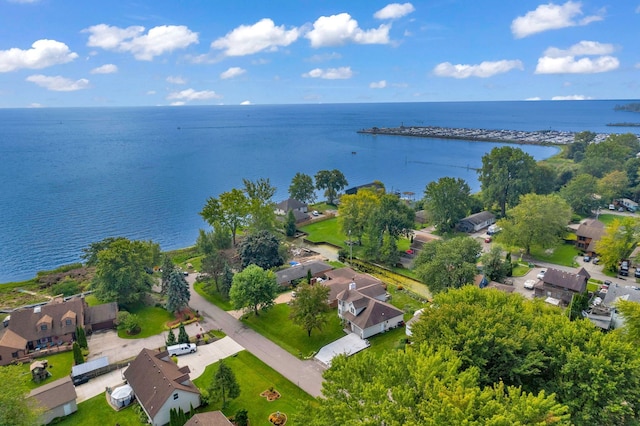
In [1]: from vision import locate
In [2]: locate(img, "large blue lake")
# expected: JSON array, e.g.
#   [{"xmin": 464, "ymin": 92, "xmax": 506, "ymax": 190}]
[{"xmin": 1, "ymin": 100, "xmax": 638, "ymax": 282}]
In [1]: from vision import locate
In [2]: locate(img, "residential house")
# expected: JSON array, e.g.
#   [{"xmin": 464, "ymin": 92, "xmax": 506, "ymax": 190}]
[
  {"xmin": 344, "ymin": 181, "xmax": 385, "ymax": 195},
  {"xmin": 533, "ymin": 267, "xmax": 589, "ymax": 305},
  {"xmin": 456, "ymin": 211, "xmax": 496, "ymax": 233},
  {"xmin": 28, "ymin": 376, "xmax": 77, "ymax": 425},
  {"xmin": 274, "ymin": 198, "xmax": 309, "ymax": 222},
  {"xmin": 124, "ymin": 348, "xmax": 201, "ymax": 426},
  {"xmin": 337, "ymin": 283, "xmax": 404, "ymax": 339},
  {"xmin": 0, "ymin": 297, "xmax": 117, "ymax": 366},
  {"xmin": 575, "ymin": 219, "xmax": 605, "ymax": 256},
  {"xmin": 275, "ymin": 260, "xmax": 333, "ymax": 287},
  {"xmin": 599, "ymin": 281, "xmax": 640, "ymax": 329},
  {"xmin": 323, "ymin": 267, "xmax": 387, "ymax": 307},
  {"xmin": 185, "ymin": 411, "xmax": 233, "ymax": 426}
]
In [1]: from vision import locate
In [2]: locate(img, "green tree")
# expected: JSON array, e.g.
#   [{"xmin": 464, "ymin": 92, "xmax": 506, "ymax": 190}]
[
  {"xmin": 201, "ymin": 250, "xmax": 226, "ymax": 293},
  {"xmin": 498, "ymin": 193, "xmax": 572, "ymax": 255},
  {"xmin": 297, "ymin": 345, "xmax": 570, "ymax": 426},
  {"xmin": 615, "ymin": 299, "xmax": 640, "ymax": 344},
  {"xmin": 72, "ymin": 341, "xmax": 84, "ymax": 365},
  {"xmin": 595, "ymin": 217, "xmax": 640, "ymax": 272},
  {"xmin": 423, "ymin": 176, "xmax": 471, "ymax": 231},
  {"xmin": 220, "ymin": 262, "xmax": 234, "ymax": 299},
  {"xmin": 200, "ymin": 188, "xmax": 250, "ymax": 246},
  {"xmin": 284, "ymin": 209, "xmax": 297, "ymax": 237},
  {"xmin": 597, "ymin": 169, "xmax": 629, "ymax": 204},
  {"xmin": 196, "ymin": 225, "xmax": 231, "ymax": 251},
  {"xmin": 0, "ymin": 365, "xmax": 42, "ymax": 426},
  {"xmin": 166, "ymin": 327, "xmax": 177, "ymax": 346},
  {"xmin": 243, "ymin": 177, "xmax": 277, "ymax": 233},
  {"xmin": 234, "ymin": 409, "xmax": 249, "ymax": 426},
  {"xmin": 289, "ymin": 282, "xmax": 330, "ymax": 337},
  {"xmin": 412, "ymin": 237, "xmax": 481, "ymax": 294},
  {"xmin": 229, "ymin": 264, "xmax": 279, "ymax": 316},
  {"xmin": 566, "ymin": 131, "xmax": 595, "ymax": 160},
  {"xmin": 338, "ymin": 187, "xmax": 381, "ymax": 245},
  {"xmin": 210, "ymin": 361, "xmax": 240, "ymax": 409},
  {"xmin": 478, "ymin": 146, "xmax": 537, "ymax": 216},
  {"xmin": 581, "ymin": 133, "xmax": 639, "ymax": 178},
  {"xmin": 177, "ymin": 323, "xmax": 190, "ymax": 344},
  {"xmin": 116, "ymin": 311, "xmax": 140, "ymax": 335},
  {"xmin": 92, "ymin": 238, "xmax": 159, "ymax": 305},
  {"xmin": 480, "ymin": 246, "xmax": 509, "ymax": 282},
  {"xmin": 161, "ymin": 256, "xmax": 174, "ymax": 295},
  {"xmin": 315, "ymin": 169, "xmax": 348, "ymax": 204},
  {"xmin": 81, "ymin": 236, "xmax": 127, "ymax": 266},
  {"xmin": 238, "ymin": 230, "xmax": 284, "ymax": 270},
  {"xmin": 559, "ymin": 173, "xmax": 599, "ymax": 216},
  {"xmin": 533, "ymin": 163, "xmax": 559, "ymax": 194},
  {"xmin": 288, "ymin": 172, "xmax": 316, "ymax": 204},
  {"xmin": 166, "ymin": 269, "xmax": 191, "ymax": 313},
  {"xmin": 75, "ymin": 326, "xmax": 88, "ymax": 349}
]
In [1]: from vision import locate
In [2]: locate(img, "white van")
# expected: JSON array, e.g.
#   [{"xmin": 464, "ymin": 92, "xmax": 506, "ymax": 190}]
[{"xmin": 167, "ymin": 343, "xmax": 197, "ymax": 356}]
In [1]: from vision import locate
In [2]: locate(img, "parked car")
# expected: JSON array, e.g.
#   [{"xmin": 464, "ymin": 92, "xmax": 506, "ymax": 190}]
[
  {"xmin": 167, "ymin": 343, "xmax": 197, "ymax": 356},
  {"xmin": 592, "ymin": 257, "xmax": 600, "ymax": 264},
  {"xmin": 635, "ymin": 268, "xmax": 640, "ymax": 278},
  {"xmin": 523, "ymin": 279, "xmax": 536, "ymax": 290},
  {"xmin": 620, "ymin": 260, "xmax": 630, "ymax": 276},
  {"xmin": 312, "ymin": 210, "xmax": 319, "ymax": 216},
  {"xmin": 72, "ymin": 376, "xmax": 90, "ymax": 386},
  {"xmin": 583, "ymin": 255, "xmax": 591, "ymax": 262},
  {"xmin": 537, "ymin": 270, "xmax": 546, "ymax": 280},
  {"xmin": 609, "ymin": 204, "xmax": 615, "ymax": 210}
]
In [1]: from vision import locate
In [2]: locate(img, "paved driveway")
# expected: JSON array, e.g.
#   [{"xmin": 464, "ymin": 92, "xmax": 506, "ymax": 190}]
[{"xmin": 315, "ymin": 333, "xmax": 369, "ymax": 366}]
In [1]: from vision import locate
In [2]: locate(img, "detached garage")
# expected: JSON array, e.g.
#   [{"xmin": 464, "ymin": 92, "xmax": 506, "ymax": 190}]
[{"xmin": 28, "ymin": 376, "xmax": 77, "ymax": 425}]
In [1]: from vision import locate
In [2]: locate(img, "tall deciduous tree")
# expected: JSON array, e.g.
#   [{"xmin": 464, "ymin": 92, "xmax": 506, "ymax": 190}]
[
  {"xmin": 423, "ymin": 176, "xmax": 471, "ymax": 231},
  {"xmin": 229, "ymin": 264, "xmax": 279, "ymax": 316},
  {"xmin": 315, "ymin": 169, "xmax": 348, "ymax": 205},
  {"xmin": 238, "ymin": 230, "xmax": 284, "ymax": 270},
  {"xmin": 243, "ymin": 177, "xmax": 277, "ymax": 233},
  {"xmin": 480, "ymin": 246, "xmax": 510, "ymax": 282},
  {"xmin": 412, "ymin": 237, "xmax": 481, "ymax": 294},
  {"xmin": 498, "ymin": 193, "xmax": 572, "ymax": 255},
  {"xmin": 210, "ymin": 361, "xmax": 240, "ymax": 408},
  {"xmin": 338, "ymin": 187, "xmax": 381, "ymax": 245},
  {"xmin": 597, "ymin": 170, "xmax": 629, "ymax": 204},
  {"xmin": 166, "ymin": 269, "xmax": 191, "ymax": 314},
  {"xmin": 288, "ymin": 172, "xmax": 316, "ymax": 204},
  {"xmin": 478, "ymin": 146, "xmax": 537, "ymax": 216},
  {"xmin": 81, "ymin": 236, "xmax": 127, "ymax": 266},
  {"xmin": 200, "ymin": 188, "xmax": 249, "ymax": 246},
  {"xmin": 595, "ymin": 217, "xmax": 640, "ymax": 272},
  {"xmin": 559, "ymin": 173, "xmax": 599, "ymax": 217},
  {"xmin": 201, "ymin": 250, "xmax": 226, "ymax": 293},
  {"xmin": 289, "ymin": 282, "xmax": 330, "ymax": 337},
  {"xmin": 92, "ymin": 238, "xmax": 159, "ymax": 305},
  {"xmin": 615, "ymin": 299, "xmax": 640, "ymax": 345},
  {"xmin": 0, "ymin": 365, "xmax": 42, "ymax": 426}
]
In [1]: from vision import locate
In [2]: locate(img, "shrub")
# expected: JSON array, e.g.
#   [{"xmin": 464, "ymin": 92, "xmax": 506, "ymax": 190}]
[{"xmin": 234, "ymin": 409, "xmax": 249, "ymax": 426}]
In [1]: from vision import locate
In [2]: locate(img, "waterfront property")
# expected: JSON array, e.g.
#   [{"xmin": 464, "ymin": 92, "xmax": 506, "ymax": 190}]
[
  {"xmin": 457, "ymin": 211, "xmax": 496, "ymax": 233},
  {"xmin": 275, "ymin": 259, "xmax": 333, "ymax": 287}
]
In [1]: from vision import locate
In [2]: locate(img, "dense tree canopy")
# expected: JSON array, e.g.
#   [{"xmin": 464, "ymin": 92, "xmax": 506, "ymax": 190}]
[
  {"xmin": 315, "ymin": 169, "xmax": 348, "ymax": 204},
  {"xmin": 597, "ymin": 169, "xmax": 629, "ymax": 204},
  {"xmin": 338, "ymin": 187, "xmax": 382, "ymax": 245},
  {"xmin": 423, "ymin": 176, "xmax": 471, "ymax": 231},
  {"xmin": 92, "ymin": 238, "xmax": 160, "ymax": 305},
  {"xmin": 559, "ymin": 173, "xmax": 599, "ymax": 216},
  {"xmin": 229, "ymin": 264, "xmax": 279, "ymax": 316},
  {"xmin": 242, "ymin": 177, "xmax": 277, "ymax": 233},
  {"xmin": 497, "ymin": 193, "xmax": 572, "ymax": 255},
  {"xmin": 289, "ymin": 282, "xmax": 330, "ymax": 337},
  {"xmin": 200, "ymin": 188, "xmax": 249, "ymax": 246},
  {"xmin": 595, "ymin": 217, "xmax": 640, "ymax": 272},
  {"xmin": 288, "ymin": 172, "xmax": 316, "ymax": 204},
  {"xmin": 238, "ymin": 230, "xmax": 284, "ymax": 270},
  {"xmin": 412, "ymin": 237, "xmax": 481, "ymax": 294},
  {"xmin": 410, "ymin": 287, "xmax": 640, "ymax": 425},
  {"xmin": 581, "ymin": 133, "xmax": 640, "ymax": 178},
  {"xmin": 478, "ymin": 146, "xmax": 537, "ymax": 216},
  {"xmin": 480, "ymin": 245, "xmax": 510, "ymax": 282}
]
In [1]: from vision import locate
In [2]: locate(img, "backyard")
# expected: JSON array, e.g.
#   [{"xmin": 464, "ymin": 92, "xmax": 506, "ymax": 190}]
[
  {"xmin": 55, "ymin": 392, "xmax": 140, "ymax": 426},
  {"xmin": 21, "ymin": 351, "xmax": 74, "ymax": 390},
  {"xmin": 116, "ymin": 303, "xmax": 174, "ymax": 339}
]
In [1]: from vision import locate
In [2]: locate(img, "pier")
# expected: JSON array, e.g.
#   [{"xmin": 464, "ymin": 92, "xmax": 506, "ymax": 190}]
[{"xmin": 357, "ymin": 125, "xmax": 614, "ymax": 145}]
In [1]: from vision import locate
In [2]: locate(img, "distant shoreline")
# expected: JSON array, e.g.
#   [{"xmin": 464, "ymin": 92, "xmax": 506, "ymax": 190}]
[{"xmin": 356, "ymin": 125, "xmax": 617, "ymax": 145}]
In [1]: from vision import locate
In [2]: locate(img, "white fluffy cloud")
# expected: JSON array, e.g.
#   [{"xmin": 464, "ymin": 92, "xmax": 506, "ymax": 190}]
[
  {"xmin": 552, "ymin": 94, "xmax": 592, "ymax": 100},
  {"xmin": 26, "ymin": 74, "xmax": 89, "ymax": 91},
  {"xmin": 240, "ymin": 100, "xmax": 252, "ymax": 105},
  {"xmin": 0, "ymin": 39, "xmax": 77, "ymax": 72},
  {"xmin": 370, "ymin": 80, "xmax": 387, "ymax": 88},
  {"xmin": 302, "ymin": 67, "xmax": 353, "ymax": 79},
  {"xmin": 535, "ymin": 55, "xmax": 618, "ymax": 74},
  {"xmin": 306, "ymin": 13, "xmax": 390, "ymax": 47},
  {"xmin": 525, "ymin": 97, "xmax": 542, "ymax": 101},
  {"xmin": 166, "ymin": 76, "xmax": 186, "ymax": 84},
  {"xmin": 211, "ymin": 18, "xmax": 300, "ymax": 56},
  {"xmin": 166, "ymin": 88, "xmax": 221, "ymax": 101},
  {"xmin": 543, "ymin": 40, "xmax": 614, "ymax": 57},
  {"xmin": 511, "ymin": 1, "xmax": 603, "ymax": 39},
  {"xmin": 220, "ymin": 67, "xmax": 246, "ymax": 79},
  {"xmin": 374, "ymin": 3, "xmax": 415, "ymax": 20},
  {"xmin": 83, "ymin": 24, "xmax": 198, "ymax": 60},
  {"xmin": 90, "ymin": 64, "xmax": 117, "ymax": 74},
  {"xmin": 433, "ymin": 60, "xmax": 523, "ymax": 78}
]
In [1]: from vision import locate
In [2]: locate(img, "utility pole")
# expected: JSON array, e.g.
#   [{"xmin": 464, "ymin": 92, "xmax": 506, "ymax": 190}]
[{"xmin": 349, "ymin": 230, "xmax": 353, "ymax": 263}]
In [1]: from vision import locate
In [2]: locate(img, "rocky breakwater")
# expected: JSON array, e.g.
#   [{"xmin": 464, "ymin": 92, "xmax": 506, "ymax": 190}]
[{"xmin": 357, "ymin": 125, "xmax": 611, "ymax": 145}]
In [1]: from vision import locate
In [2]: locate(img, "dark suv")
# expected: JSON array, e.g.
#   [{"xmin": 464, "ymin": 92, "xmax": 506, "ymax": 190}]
[{"xmin": 620, "ymin": 261, "xmax": 630, "ymax": 276}]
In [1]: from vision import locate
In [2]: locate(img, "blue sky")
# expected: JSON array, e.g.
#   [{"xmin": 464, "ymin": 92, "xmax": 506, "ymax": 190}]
[{"xmin": 1, "ymin": 0, "xmax": 639, "ymax": 107}]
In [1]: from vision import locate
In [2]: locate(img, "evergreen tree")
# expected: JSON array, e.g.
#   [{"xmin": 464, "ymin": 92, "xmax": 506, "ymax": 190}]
[
  {"xmin": 161, "ymin": 256, "xmax": 174, "ymax": 295},
  {"xmin": 72, "ymin": 341, "xmax": 84, "ymax": 365},
  {"xmin": 166, "ymin": 269, "xmax": 191, "ymax": 313},
  {"xmin": 234, "ymin": 409, "xmax": 249, "ymax": 426},
  {"xmin": 75, "ymin": 326, "xmax": 88, "ymax": 349},
  {"xmin": 285, "ymin": 209, "xmax": 297, "ymax": 237},
  {"xmin": 166, "ymin": 328, "xmax": 177, "ymax": 346},
  {"xmin": 210, "ymin": 361, "xmax": 240, "ymax": 408},
  {"xmin": 178, "ymin": 323, "xmax": 190, "ymax": 344},
  {"xmin": 220, "ymin": 262, "xmax": 234, "ymax": 299}
]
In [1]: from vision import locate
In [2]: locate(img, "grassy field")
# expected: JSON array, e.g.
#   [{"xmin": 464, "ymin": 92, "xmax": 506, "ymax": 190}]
[
  {"xmin": 192, "ymin": 351, "xmax": 318, "ymax": 424},
  {"xmin": 512, "ymin": 262, "xmax": 532, "ymax": 277},
  {"xmin": 299, "ymin": 217, "xmax": 345, "ymax": 247},
  {"xmin": 357, "ymin": 327, "xmax": 407, "ymax": 358},
  {"xmin": 530, "ymin": 243, "xmax": 580, "ymax": 267},
  {"xmin": 21, "ymin": 351, "xmax": 75, "ymax": 390},
  {"xmin": 386, "ymin": 284, "xmax": 429, "ymax": 321},
  {"xmin": 194, "ymin": 280, "xmax": 234, "ymax": 311},
  {"xmin": 55, "ymin": 393, "xmax": 140, "ymax": 426},
  {"xmin": 241, "ymin": 303, "xmax": 344, "ymax": 358},
  {"xmin": 117, "ymin": 303, "xmax": 173, "ymax": 339}
]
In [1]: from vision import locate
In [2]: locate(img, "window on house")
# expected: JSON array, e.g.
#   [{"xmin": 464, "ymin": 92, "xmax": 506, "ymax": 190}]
[
  {"xmin": 65, "ymin": 319, "xmax": 72, "ymax": 326},
  {"xmin": 11, "ymin": 352, "xmax": 18, "ymax": 358},
  {"xmin": 40, "ymin": 324, "xmax": 47, "ymax": 331},
  {"xmin": 173, "ymin": 393, "xmax": 179, "ymax": 400}
]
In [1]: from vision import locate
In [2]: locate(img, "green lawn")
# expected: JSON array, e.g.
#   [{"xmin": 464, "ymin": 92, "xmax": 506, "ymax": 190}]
[
  {"xmin": 117, "ymin": 303, "xmax": 173, "ymax": 339},
  {"xmin": 299, "ymin": 217, "xmax": 345, "ymax": 247},
  {"xmin": 597, "ymin": 213, "xmax": 619, "ymax": 226},
  {"xmin": 21, "ymin": 351, "xmax": 74, "ymax": 390},
  {"xmin": 55, "ymin": 393, "xmax": 140, "ymax": 426},
  {"xmin": 192, "ymin": 351, "xmax": 317, "ymax": 424},
  {"xmin": 358, "ymin": 327, "xmax": 407, "ymax": 357},
  {"xmin": 241, "ymin": 304, "xmax": 344, "ymax": 358},
  {"xmin": 386, "ymin": 285, "xmax": 428, "ymax": 321},
  {"xmin": 194, "ymin": 280, "xmax": 234, "ymax": 311},
  {"xmin": 512, "ymin": 263, "xmax": 532, "ymax": 277},
  {"xmin": 529, "ymin": 243, "xmax": 580, "ymax": 267}
]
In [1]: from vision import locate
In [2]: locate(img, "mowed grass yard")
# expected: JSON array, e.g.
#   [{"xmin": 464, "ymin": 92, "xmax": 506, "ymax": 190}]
[
  {"xmin": 193, "ymin": 351, "xmax": 318, "ymax": 424},
  {"xmin": 300, "ymin": 217, "xmax": 346, "ymax": 247},
  {"xmin": 529, "ymin": 243, "xmax": 580, "ymax": 267},
  {"xmin": 55, "ymin": 393, "xmax": 140, "ymax": 426},
  {"xmin": 21, "ymin": 351, "xmax": 74, "ymax": 390},
  {"xmin": 117, "ymin": 303, "xmax": 173, "ymax": 339},
  {"xmin": 241, "ymin": 303, "xmax": 345, "ymax": 358}
]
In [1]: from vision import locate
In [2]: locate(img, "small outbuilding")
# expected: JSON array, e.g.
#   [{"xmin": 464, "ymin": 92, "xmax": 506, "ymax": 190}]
[
  {"xmin": 109, "ymin": 384, "xmax": 134, "ymax": 409},
  {"xmin": 28, "ymin": 376, "xmax": 77, "ymax": 425}
]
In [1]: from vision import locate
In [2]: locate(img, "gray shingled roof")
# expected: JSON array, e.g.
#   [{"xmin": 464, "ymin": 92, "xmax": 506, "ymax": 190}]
[
  {"xmin": 28, "ymin": 376, "xmax": 77, "ymax": 410},
  {"xmin": 543, "ymin": 268, "xmax": 588, "ymax": 293}
]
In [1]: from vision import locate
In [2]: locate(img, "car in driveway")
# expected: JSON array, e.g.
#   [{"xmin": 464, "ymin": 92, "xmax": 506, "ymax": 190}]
[
  {"xmin": 592, "ymin": 257, "xmax": 600, "ymax": 264},
  {"xmin": 583, "ymin": 255, "xmax": 591, "ymax": 262},
  {"xmin": 72, "ymin": 376, "xmax": 90, "ymax": 386},
  {"xmin": 537, "ymin": 270, "xmax": 546, "ymax": 280},
  {"xmin": 523, "ymin": 279, "xmax": 536, "ymax": 290}
]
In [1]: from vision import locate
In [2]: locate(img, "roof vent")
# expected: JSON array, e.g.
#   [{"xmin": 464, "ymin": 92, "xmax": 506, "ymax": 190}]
[
  {"xmin": 34, "ymin": 306, "xmax": 41, "ymax": 314},
  {"xmin": 349, "ymin": 282, "xmax": 356, "ymax": 290}
]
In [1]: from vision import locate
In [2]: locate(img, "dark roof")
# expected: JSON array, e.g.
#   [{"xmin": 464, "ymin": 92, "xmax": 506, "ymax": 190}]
[
  {"xmin": 344, "ymin": 182, "xmax": 384, "ymax": 195},
  {"xmin": 124, "ymin": 348, "xmax": 200, "ymax": 420},
  {"xmin": 185, "ymin": 411, "xmax": 233, "ymax": 426},
  {"xmin": 576, "ymin": 219, "xmax": 605, "ymax": 240},
  {"xmin": 86, "ymin": 302, "xmax": 118, "ymax": 325},
  {"xmin": 342, "ymin": 296, "xmax": 404, "ymax": 330},
  {"xmin": 28, "ymin": 376, "xmax": 77, "ymax": 410},
  {"xmin": 459, "ymin": 211, "xmax": 495, "ymax": 226},
  {"xmin": 543, "ymin": 268, "xmax": 588, "ymax": 293},
  {"xmin": 324, "ymin": 268, "xmax": 383, "ymax": 301},
  {"xmin": 275, "ymin": 198, "xmax": 307, "ymax": 211},
  {"xmin": 6, "ymin": 298, "xmax": 85, "ymax": 343},
  {"xmin": 275, "ymin": 260, "xmax": 333, "ymax": 285}
]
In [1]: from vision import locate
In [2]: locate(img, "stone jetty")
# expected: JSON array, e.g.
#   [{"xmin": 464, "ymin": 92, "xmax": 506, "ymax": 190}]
[{"xmin": 357, "ymin": 125, "xmax": 613, "ymax": 145}]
